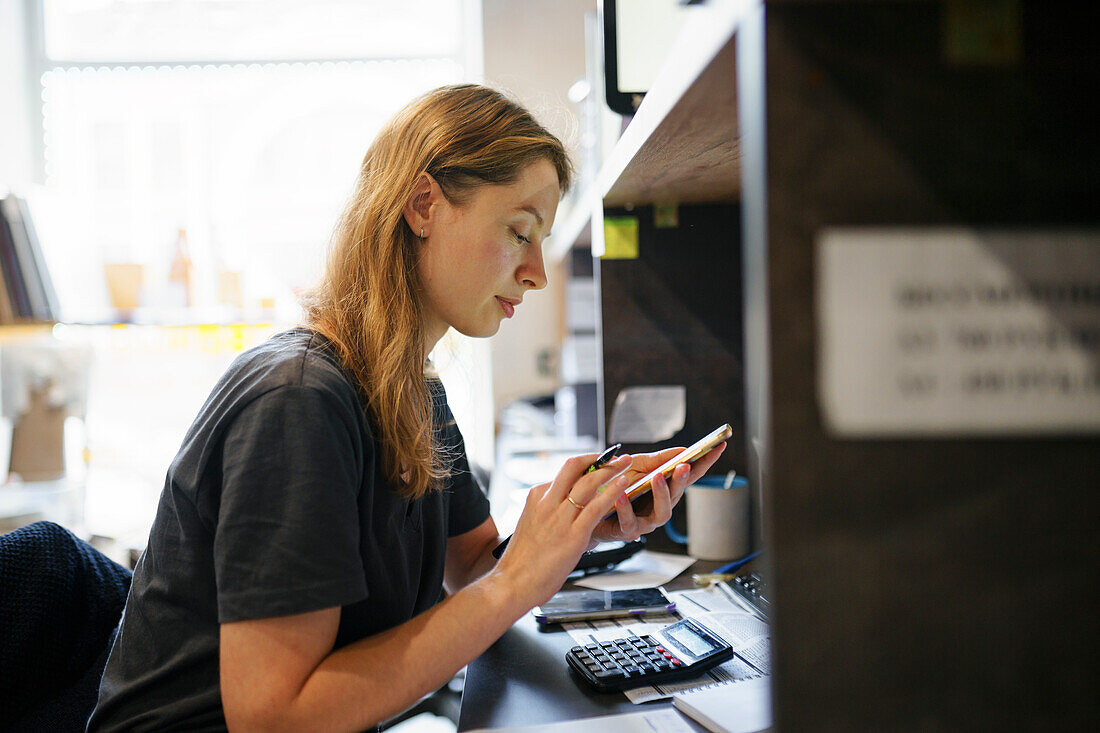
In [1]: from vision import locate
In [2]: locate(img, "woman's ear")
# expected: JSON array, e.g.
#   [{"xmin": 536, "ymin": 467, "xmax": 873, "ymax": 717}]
[{"xmin": 402, "ymin": 172, "xmax": 437, "ymax": 239}]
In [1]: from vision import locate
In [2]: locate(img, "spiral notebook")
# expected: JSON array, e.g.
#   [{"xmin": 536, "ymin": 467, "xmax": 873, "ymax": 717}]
[{"xmin": 671, "ymin": 676, "xmax": 772, "ymax": 733}]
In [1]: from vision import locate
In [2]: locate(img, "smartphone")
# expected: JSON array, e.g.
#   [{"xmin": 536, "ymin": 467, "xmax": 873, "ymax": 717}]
[
  {"xmin": 532, "ymin": 587, "xmax": 675, "ymax": 624},
  {"xmin": 604, "ymin": 423, "xmax": 732, "ymax": 518}
]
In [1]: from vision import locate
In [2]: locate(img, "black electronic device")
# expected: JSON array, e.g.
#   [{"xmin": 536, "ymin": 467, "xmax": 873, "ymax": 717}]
[
  {"xmin": 573, "ymin": 538, "xmax": 645, "ymax": 575},
  {"xmin": 533, "ymin": 587, "xmax": 674, "ymax": 625},
  {"xmin": 566, "ymin": 618, "xmax": 733, "ymax": 692},
  {"xmin": 601, "ymin": 0, "xmax": 692, "ymax": 115},
  {"xmin": 729, "ymin": 572, "xmax": 770, "ymax": 620}
]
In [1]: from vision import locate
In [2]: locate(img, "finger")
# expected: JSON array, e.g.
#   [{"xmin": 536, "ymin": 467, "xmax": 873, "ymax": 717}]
[
  {"xmin": 578, "ymin": 471, "xmax": 631, "ymax": 530},
  {"xmin": 668, "ymin": 463, "xmax": 691, "ymax": 505},
  {"xmin": 666, "ymin": 461, "xmax": 693, "ymax": 495},
  {"xmin": 568, "ymin": 454, "xmax": 633, "ymax": 506},
  {"xmin": 684, "ymin": 442, "xmax": 726, "ymax": 485},
  {"xmin": 647, "ymin": 470, "xmax": 675, "ymax": 525},
  {"xmin": 545, "ymin": 453, "xmax": 602, "ymax": 503},
  {"xmin": 611, "ymin": 488, "xmax": 641, "ymax": 540},
  {"xmin": 527, "ymin": 480, "xmax": 553, "ymax": 501},
  {"xmin": 593, "ymin": 521, "xmax": 626, "ymax": 543},
  {"xmin": 631, "ymin": 446, "xmax": 687, "ymax": 471}
]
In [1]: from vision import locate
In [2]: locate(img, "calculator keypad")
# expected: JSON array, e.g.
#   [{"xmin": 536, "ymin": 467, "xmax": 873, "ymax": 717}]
[
  {"xmin": 570, "ymin": 635, "xmax": 681, "ymax": 685},
  {"xmin": 566, "ymin": 619, "xmax": 735, "ymax": 692}
]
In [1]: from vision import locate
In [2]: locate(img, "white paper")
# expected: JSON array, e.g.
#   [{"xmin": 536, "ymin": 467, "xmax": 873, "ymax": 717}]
[
  {"xmin": 573, "ymin": 551, "xmax": 696, "ymax": 591},
  {"xmin": 673, "ymin": 676, "xmax": 773, "ymax": 733},
  {"xmin": 609, "ymin": 386, "xmax": 687, "ymax": 443},
  {"xmin": 817, "ymin": 228, "xmax": 1100, "ymax": 435},
  {"xmin": 562, "ymin": 613, "xmax": 681, "ymax": 647},
  {"xmin": 673, "ymin": 584, "xmax": 754, "ymax": 616},
  {"xmin": 463, "ymin": 708, "xmax": 695, "ymax": 733}
]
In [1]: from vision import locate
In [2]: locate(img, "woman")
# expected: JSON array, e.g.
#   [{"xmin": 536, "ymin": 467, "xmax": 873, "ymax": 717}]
[{"xmin": 88, "ymin": 84, "xmax": 725, "ymax": 731}]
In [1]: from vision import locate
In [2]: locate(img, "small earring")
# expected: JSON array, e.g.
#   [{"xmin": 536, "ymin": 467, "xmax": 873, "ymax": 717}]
[{"xmin": 420, "ymin": 227, "xmax": 425, "ymax": 239}]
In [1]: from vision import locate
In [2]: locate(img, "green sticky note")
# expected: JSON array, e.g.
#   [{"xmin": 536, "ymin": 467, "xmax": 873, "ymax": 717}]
[
  {"xmin": 654, "ymin": 203, "xmax": 679, "ymax": 229},
  {"xmin": 943, "ymin": 0, "xmax": 1021, "ymax": 66},
  {"xmin": 602, "ymin": 216, "xmax": 639, "ymax": 260}
]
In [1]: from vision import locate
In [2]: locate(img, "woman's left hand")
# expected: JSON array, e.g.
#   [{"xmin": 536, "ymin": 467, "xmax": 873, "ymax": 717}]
[{"xmin": 588, "ymin": 442, "xmax": 727, "ymax": 544}]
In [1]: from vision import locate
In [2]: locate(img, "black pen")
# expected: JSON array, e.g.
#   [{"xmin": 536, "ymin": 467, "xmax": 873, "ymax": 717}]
[{"xmin": 491, "ymin": 443, "xmax": 623, "ymax": 559}]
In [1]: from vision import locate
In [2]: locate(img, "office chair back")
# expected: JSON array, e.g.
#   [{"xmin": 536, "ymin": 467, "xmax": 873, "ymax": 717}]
[{"xmin": 0, "ymin": 521, "xmax": 132, "ymax": 731}]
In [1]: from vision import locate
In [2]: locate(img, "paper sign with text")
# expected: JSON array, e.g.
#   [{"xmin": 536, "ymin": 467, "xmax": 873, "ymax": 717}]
[{"xmin": 816, "ymin": 228, "xmax": 1099, "ymax": 435}]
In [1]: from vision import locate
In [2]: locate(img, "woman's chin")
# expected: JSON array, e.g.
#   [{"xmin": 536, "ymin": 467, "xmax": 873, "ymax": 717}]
[{"xmin": 453, "ymin": 320, "xmax": 501, "ymax": 339}]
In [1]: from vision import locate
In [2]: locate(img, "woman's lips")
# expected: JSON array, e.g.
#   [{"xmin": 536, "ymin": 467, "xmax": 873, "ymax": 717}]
[{"xmin": 496, "ymin": 297, "xmax": 516, "ymax": 318}]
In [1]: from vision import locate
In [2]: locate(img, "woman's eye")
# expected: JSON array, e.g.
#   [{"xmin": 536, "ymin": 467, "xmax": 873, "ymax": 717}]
[{"xmin": 512, "ymin": 230, "xmax": 531, "ymax": 245}]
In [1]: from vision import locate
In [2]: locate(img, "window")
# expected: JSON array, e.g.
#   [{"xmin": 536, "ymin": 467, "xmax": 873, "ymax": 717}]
[
  {"xmin": 31, "ymin": 0, "xmax": 477, "ymax": 324},
  {"xmin": 41, "ymin": 0, "xmax": 465, "ymax": 62}
]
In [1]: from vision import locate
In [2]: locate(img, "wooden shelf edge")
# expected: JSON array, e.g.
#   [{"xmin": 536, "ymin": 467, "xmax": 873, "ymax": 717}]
[
  {"xmin": 597, "ymin": 0, "xmax": 750, "ymax": 208},
  {"xmin": 0, "ymin": 323, "xmax": 57, "ymax": 341}
]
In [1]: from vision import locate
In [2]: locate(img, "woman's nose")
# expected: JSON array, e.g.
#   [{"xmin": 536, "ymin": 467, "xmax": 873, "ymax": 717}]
[{"xmin": 520, "ymin": 245, "xmax": 547, "ymax": 290}]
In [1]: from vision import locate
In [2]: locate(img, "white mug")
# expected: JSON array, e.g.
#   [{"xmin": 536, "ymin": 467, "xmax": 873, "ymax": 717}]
[{"xmin": 667, "ymin": 474, "xmax": 750, "ymax": 560}]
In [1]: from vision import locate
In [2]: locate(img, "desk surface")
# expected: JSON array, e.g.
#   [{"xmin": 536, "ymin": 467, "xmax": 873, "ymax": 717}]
[
  {"xmin": 458, "ymin": 559, "xmax": 731, "ymax": 731},
  {"xmin": 458, "ymin": 610, "xmax": 648, "ymax": 730}
]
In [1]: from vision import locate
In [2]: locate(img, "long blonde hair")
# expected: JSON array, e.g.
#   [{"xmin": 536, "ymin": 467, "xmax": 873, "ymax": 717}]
[{"xmin": 301, "ymin": 84, "xmax": 572, "ymax": 499}]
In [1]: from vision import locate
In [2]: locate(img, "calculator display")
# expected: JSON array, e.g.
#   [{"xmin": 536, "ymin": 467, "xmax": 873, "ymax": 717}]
[{"xmin": 664, "ymin": 623, "xmax": 718, "ymax": 658}]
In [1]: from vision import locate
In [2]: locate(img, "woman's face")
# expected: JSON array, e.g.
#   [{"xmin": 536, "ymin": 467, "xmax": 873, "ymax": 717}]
[{"xmin": 417, "ymin": 158, "xmax": 560, "ymax": 344}]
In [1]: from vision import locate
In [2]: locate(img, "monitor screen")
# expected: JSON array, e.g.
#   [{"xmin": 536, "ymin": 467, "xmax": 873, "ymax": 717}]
[{"xmin": 602, "ymin": 0, "xmax": 691, "ymax": 115}]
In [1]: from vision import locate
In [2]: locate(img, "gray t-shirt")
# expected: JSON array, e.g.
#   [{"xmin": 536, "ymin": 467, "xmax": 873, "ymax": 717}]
[{"xmin": 88, "ymin": 328, "xmax": 490, "ymax": 731}]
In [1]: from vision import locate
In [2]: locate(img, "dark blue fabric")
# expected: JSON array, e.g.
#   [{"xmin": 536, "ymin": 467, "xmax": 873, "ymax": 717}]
[{"xmin": 0, "ymin": 521, "xmax": 132, "ymax": 730}]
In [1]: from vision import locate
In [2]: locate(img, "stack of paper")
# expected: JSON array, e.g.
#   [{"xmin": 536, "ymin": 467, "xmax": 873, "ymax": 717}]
[{"xmin": 671, "ymin": 676, "xmax": 772, "ymax": 733}]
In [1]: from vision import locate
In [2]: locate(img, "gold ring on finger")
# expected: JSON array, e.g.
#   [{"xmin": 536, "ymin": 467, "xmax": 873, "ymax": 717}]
[{"xmin": 566, "ymin": 496, "xmax": 585, "ymax": 511}]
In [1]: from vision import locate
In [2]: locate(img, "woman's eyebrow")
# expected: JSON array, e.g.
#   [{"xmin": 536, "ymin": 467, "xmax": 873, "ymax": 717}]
[{"xmin": 513, "ymin": 205, "xmax": 544, "ymax": 228}]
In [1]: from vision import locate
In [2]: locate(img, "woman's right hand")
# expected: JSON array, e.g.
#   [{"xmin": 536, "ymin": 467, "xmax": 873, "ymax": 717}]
[{"xmin": 493, "ymin": 452, "xmax": 634, "ymax": 609}]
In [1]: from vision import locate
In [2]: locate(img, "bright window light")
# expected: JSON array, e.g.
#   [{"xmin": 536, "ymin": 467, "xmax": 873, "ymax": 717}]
[
  {"xmin": 32, "ymin": 1, "xmax": 470, "ymax": 323},
  {"xmin": 39, "ymin": 59, "xmax": 462, "ymax": 323},
  {"xmin": 42, "ymin": 0, "xmax": 464, "ymax": 62}
]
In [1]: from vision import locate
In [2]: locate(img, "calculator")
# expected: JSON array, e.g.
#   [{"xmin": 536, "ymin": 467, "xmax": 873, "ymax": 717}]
[{"xmin": 566, "ymin": 618, "xmax": 734, "ymax": 692}]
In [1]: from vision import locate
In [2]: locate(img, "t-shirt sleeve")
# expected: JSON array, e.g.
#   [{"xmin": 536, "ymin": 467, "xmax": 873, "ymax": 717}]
[{"xmin": 213, "ymin": 384, "xmax": 368, "ymax": 623}]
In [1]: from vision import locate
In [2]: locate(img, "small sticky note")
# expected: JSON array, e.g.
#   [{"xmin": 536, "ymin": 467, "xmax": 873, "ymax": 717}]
[
  {"xmin": 602, "ymin": 216, "xmax": 639, "ymax": 260},
  {"xmin": 654, "ymin": 203, "xmax": 679, "ymax": 229},
  {"xmin": 943, "ymin": 0, "xmax": 1021, "ymax": 66}
]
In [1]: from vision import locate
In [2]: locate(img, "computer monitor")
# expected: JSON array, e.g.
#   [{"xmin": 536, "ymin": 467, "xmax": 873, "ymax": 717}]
[{"xmin": 601, "ymin": 0, "xmax": 691, "ymax": 116}]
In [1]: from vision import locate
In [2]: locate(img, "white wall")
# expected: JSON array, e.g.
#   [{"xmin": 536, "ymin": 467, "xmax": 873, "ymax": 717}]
[
  {"xmin": 481, "ymin": 0, "xmax": 595, "ymax": 413},
  {"xmin": 0, "ymin": 0, "xmax": 34, "ymax": 187}
]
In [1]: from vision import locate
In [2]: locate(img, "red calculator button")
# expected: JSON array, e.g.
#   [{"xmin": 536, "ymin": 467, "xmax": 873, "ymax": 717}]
[
  {"xmin": 670, "ymin": 658, "xmax": 683, "ymax": 666},
  {"xmin": 655, "ymin": 646, "xmax": 666, "ymax": 653},
  {"xmin": 662, "ymin": 652, "xmax": 673, "ymax": 659}
]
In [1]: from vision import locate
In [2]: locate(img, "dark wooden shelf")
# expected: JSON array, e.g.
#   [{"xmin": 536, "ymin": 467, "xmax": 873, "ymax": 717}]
[{"xmin": 598, "ymin": 0, "xmax": 744, "ymax": 208}]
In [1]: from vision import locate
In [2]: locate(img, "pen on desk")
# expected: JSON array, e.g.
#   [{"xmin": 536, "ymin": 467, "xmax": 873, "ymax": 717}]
[{"xmin": 491, "ymin": 443, "xmax": 623, "ymax": 559}]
